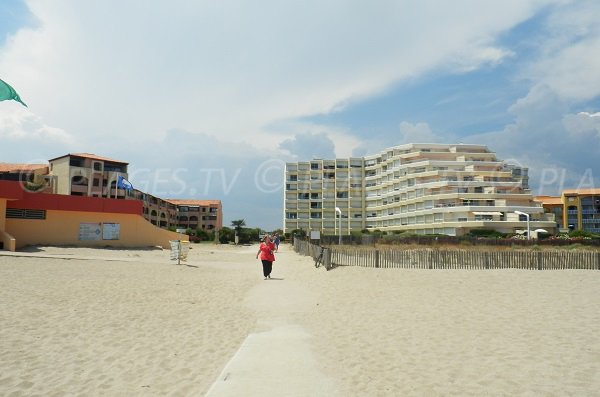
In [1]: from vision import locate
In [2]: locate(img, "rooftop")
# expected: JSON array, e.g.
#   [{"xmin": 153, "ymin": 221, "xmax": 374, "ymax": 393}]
[
  {"xmin": 165, "ymin": 199, "xmax": 221, "ymax": 207},
  {"xmin": 562, "ymin": 188, "xmax": 600, "ymax": 195},
  {"xmin": 534, "ymin": 196, "xmax": 563, "ymax": 205},
  {"xmin": 0, "ymin": 163, "xmax": 48, "ymax": 173},
  {"xmin": 48, "ymin": 153, "xmax": 128, "ymax": 164}
]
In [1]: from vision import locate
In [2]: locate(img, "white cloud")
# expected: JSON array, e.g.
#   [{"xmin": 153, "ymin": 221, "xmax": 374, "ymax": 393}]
[
  {"xmin": 0, "ymin": 103, "xmax": 75, "ymax": 147},
  {"xmin": 525, "ymin": 2, "xmax": 600, "ymax": 101},
  {"xmin": 398, "ymin": 121, "xmax": 447, "ymax": 144},
  {"xmin": 562, "ymin": 112, "xmax": 600, "ymax": 138},
  {"xmin": 1, "ymin": 0, "xmax": 554, "ymax": 146},
  {"xmin": 279, "ymin": 132, "xmax": 336, "ymax": 160}
]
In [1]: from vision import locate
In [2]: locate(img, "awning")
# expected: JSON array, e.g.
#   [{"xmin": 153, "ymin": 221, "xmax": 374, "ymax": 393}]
[{"xmin": 472, "ymin": 211, "xmax": 503, "ymax": 216}]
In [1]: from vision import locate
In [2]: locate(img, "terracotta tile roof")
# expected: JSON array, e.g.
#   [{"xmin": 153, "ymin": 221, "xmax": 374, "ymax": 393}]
[
  {"xmin": 562, "ymin": 188, "xmax": 600, "ymax": 195},
  {"xmin": 165, "ymin": 199, "xmax": 221, "ymax": 207},
  {"xmin": 0, "ymin": 163, "xmax": 48, "ymax": 173},
  {"xmin": 48, "ymin": 153, "xmax": 128, "ymax": 164},
  {"xmin": 534, "ymin": 196, "xmax": 563, "ymax": 205}
]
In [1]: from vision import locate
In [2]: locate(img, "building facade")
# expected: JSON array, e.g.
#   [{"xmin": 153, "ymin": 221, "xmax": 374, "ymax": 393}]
[
  {"xmin": 284, "ymin": 157, "xmax": 365, "ymax": 235},
  {"xmin": 48, "ymin": 153, "xmax": 129, "ymax": 198},
  {"xmin": 165, "ymin": 199, "xmax": 223, "ymax": 231},
  {"xmin": 38, "ymin": 153, "xmax": 222, "ymax": 232},
  {"xmin": 562, "ymin": 189, "xmax": 600, "ymax": 233},
  {"xmin": 284, "ymin": 143, "xmax": 556, "ymax": 237}
]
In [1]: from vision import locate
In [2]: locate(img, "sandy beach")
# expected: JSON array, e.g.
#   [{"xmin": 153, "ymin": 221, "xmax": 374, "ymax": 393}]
[{"xmin": 1, "ymin": 243, "xmax": 599, "ymax": 396}]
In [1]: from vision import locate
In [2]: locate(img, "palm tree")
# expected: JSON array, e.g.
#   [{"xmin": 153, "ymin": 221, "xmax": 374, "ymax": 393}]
[{"xmin": 231, "ymin": 219, "xmax": 246, "ymax": 234}]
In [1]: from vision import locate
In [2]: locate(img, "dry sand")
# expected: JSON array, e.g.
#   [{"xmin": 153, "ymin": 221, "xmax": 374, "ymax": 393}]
[{"xmin": 1, "ymin": 243, "xmax": 599, "ymax": 396}]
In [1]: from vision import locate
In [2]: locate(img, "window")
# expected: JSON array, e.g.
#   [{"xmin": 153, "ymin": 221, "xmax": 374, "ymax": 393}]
[{"xmin": 93, "ymin": 178, "xmax": 100, "ymax": 187}]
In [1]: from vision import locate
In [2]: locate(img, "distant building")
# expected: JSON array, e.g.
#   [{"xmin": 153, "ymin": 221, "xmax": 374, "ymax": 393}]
[
  {"xmin": 11, "ymin": 153, "xmax": 223, "ymax": 232},
  {"xmin": 165, "ymin": 199, "xmax": 223, "ymax": 231},
  {"xmin": 0, "ymin": 163, "xmax": 53, "ymax": 193},
  {"xmin": 534, "ymin": 196, "xmax": 564, "ymax": 231},
  {"xmin": 536, "ymin": 188, "xmax": 600, "ymax": 233},
  {"xmin": 285, "ymin": 143, "xmax": 556, "ymax": 236}
]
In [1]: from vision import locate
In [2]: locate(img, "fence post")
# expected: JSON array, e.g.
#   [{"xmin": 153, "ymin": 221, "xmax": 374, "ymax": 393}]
[
  {"xmin": 375, "ymin": 250, "xmax": 380, "ymax": 268},
  {"xmin": 537, "ymin": 251, "xmax": 542, "ymax": 271}
]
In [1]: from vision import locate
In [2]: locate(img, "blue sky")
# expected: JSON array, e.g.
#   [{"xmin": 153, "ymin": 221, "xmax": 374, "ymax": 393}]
[{"xmin": 1, "ymin": 1, "xmax": 599, "ymax": 230}]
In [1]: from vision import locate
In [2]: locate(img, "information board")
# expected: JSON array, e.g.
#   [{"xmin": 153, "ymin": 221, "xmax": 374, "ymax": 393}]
[
  {"xmin": 102, "ymin": 223, "xmax": 121, "ymax": 240},
  {"xmin": 79, "ymin": 223, "xmax": 102, "ymax": 241}
]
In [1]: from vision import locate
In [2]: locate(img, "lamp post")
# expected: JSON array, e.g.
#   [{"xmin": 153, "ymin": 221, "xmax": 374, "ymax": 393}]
[
  {"xmin": 514, "ymin": 210, "xmax": 530, "ymax": 240},
  {"xmin": 335, "ymin": 207, "xmax": 342, "ymax": 245}
]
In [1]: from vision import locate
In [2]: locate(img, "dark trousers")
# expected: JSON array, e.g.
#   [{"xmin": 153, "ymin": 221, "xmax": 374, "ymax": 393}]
[{"xmin": 261, "ymin": 260, "xmax": 272, "ymax": 277}]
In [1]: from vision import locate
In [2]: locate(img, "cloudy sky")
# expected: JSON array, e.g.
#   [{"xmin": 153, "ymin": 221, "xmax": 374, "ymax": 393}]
[{"xmin": 1, "ymin": 0, "xmax": 599, "ymax": 230}]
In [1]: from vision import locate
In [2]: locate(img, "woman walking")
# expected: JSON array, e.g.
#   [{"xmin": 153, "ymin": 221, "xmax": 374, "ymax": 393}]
[{"xmin": 256, "ymin": 235, "xmax": 276, "ymax": 280}]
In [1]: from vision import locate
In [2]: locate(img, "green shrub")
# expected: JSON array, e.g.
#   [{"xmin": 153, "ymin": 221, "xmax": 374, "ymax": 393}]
[
  {"xmin": 467, "ymin": 229, "xmax": 506, "ymax": 238},
  {"xmin": 218, "ymin": 227, "xmax": 234, "ymax": 244},
  {"xmin": 195, "ymin": 229, "xmax": 210, "ymax": 241},
  {"xmin": 290, "ymin": 229, "xmax": 307, "ymax": 238}
]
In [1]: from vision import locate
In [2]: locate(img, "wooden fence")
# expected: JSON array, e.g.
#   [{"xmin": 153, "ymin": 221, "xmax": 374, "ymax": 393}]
[{"xmin": 293, "ymin": 239, "xmax": 600, "ymax": 271}]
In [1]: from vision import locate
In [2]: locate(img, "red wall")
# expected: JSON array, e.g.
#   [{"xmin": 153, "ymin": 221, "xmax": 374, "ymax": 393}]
[
  {"xmin": 0, "ymin": 180, "xmax": 25, "ymax": 200},
  {"xmin": 2, "ymin": 181, "xmax": 142, "ymax": 215}
]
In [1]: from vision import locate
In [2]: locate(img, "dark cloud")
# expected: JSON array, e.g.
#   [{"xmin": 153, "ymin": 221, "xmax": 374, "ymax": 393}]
[
  {"xmin": 468, "ymin": 85, "xmax": 600, "ymax": 195},
  {"xmin": 108, "ymin": 129, "xmax": 285, "ymax": 230}
]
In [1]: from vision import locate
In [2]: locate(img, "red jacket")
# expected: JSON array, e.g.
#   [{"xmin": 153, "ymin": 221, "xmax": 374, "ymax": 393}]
[{"xmin": 258, "ymin": 242, "xmax": 276, "ymax": 261}]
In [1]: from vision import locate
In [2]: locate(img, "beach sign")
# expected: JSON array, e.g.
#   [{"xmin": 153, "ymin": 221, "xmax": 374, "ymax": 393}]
[{"xmin": 169, "ymin": 240, "xmax": 190, "ymax": 265}]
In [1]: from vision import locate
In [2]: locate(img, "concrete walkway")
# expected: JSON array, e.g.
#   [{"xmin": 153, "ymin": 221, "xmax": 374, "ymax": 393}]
[{"xmin": 205, "ymin": 252, "xmax": 340, "ymax": 397}]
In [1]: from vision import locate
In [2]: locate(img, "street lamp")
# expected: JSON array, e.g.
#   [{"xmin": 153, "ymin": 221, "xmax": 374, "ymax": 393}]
[
  {"xmin": 514, "ymin": 210, "xmax": 530, "ymax": 240},
  {"xmin": 335, "ymin": 207, "xmax": 342, "ymax": 245}
]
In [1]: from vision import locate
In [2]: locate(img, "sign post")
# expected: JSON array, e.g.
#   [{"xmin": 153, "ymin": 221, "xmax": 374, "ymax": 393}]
[{"xmin": 169, "ymin": 240, "xmax": 190, "ymax": 265}]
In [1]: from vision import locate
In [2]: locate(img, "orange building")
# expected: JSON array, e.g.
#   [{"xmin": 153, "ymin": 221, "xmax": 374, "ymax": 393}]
[
  {"xmin": 165, "ymin": 199, "xmax": 223, "ymax": 231},
  {"xmin": 535, "ymin": 188, "xmax": 600, "ymax": 233},
  {"xmin": 0, "ymin": 180, "xmax": 186, "ymax": 251},
  {"xmin": 0, "ymin": 153, "xmax": 223, "ymax": 250},
  {"xmin": 43, "ymin": 153, "xmax": 223, "ymax": 232}
]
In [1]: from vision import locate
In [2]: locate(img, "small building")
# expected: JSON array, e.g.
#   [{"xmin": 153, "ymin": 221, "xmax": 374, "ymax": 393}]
[{"xmin": 165, "ymin": 199, "xmax": 223, "ymax": 231}]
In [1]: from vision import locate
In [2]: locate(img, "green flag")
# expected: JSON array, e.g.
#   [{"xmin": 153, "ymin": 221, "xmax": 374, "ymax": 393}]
[{"xmin": 0, "ymin": 78, "xmax": 27, "ymax": 107}]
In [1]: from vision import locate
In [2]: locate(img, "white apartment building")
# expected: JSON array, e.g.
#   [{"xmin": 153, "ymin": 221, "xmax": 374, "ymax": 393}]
[
  {"xmin": 284, "ymin": 157, "xmax": 365, "ymax": 235},
  {"xmin": 284, "ymin": 143, "xmax": 556, "ymax": 236}
]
